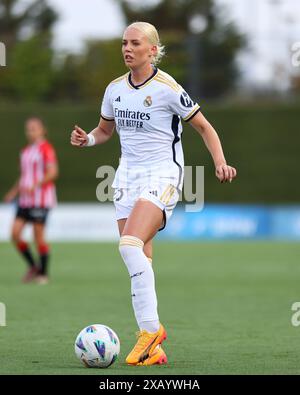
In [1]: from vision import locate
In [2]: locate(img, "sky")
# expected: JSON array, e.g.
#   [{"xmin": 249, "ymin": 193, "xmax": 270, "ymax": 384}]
[
  {"xmin": 46, "ymin": 0, "xmax": 300, "ymax": 88},
  {"xmin": 47, "ymin": 0, "xmax": 125, "ymax": 51}
]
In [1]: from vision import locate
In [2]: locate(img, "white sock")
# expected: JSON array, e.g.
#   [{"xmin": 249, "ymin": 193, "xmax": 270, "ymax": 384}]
[
  {"xmin": 142, "ymin": 257, "xmax": 159, "ymax": 332},
  {"xmin": 119, "ymin": 235, "xmax": 159, "ymax": 330},
  {"xmin": 139, "ymin": 320, "xmax": 160, "ymax": 333}
]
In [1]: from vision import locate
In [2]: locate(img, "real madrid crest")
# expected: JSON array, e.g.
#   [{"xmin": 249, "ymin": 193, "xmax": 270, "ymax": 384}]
[{"xmin": 143, "ymin": 96, "xmax": 152, "ymax": 107}]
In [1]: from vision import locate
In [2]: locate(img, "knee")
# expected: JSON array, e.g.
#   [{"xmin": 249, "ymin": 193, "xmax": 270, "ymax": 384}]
[
  {"xmin": 143, "ymin": 243, "xmax": 152, "ymax": 262},
  {"xmin": 11, "ymin": 230, "xmax": 20, "ymax": 244},
  {"xmin": 34, "ymin": 228, "xmax": 45, "ymax": 245},
  {"xmin": 35, "ymin": 236, "xmax": 46, "ymax": 248},
  {"xmin": 37, "ymin": 243, "xmax": 49, "ymax": 255},
  {"xmin": 119, "ymin": 235, "xmax": 144, "ymax": 261}
]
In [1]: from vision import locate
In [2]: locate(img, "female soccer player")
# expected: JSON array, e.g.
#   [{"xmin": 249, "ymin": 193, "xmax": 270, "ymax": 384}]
[
  {"xmin": 71, "ymin": 22, "xmax": 237, "ymax": 366},
  {"xmin": 4, "ymin": 117, "xmax": 58, "ymax": 285}
]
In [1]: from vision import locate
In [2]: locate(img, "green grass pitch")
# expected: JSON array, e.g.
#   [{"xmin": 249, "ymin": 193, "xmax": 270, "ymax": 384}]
[{"xmin": 1, "ymin": 241, "xmax": 300, "ymax": 375}]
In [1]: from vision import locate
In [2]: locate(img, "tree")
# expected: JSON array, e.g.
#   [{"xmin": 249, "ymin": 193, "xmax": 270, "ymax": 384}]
[
  {"xmin": 0, "ymin": 0, "xmax": 57, "ymax": 50},
  {"xmin": 0, "ymin": 0, "xmax": 58, "ymax": 101},
  {"xmin": 52, "ymin": 39, "xmax": 127, "ymax": 102},
  {"xmin": 9, "ymin": 35, "xmax": 54, "ymax": 100},
  {"xmin": 117, "ymin": 0, "xmax": 245, "ymax": 98},
  {"xmin": 119, "ymin": 0, "xmax": 213, "ymax": 32}
]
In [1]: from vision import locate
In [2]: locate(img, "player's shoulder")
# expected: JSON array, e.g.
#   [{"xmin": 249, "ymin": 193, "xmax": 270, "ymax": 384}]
[
  {"xmin": 111, "ymin": 72, "xmax": 129, "ymax": 84},
  {"xmin": 20, "ymin": 145, "xmax": 29, "ymax": 156},
  {"xmin": 108, "ymin": 72, "xmax": 129, "ymax": 88},
  {"xmin": 154, "ymin": 69, "xmax": 182, "ymax": 93},
  {"xmin": 40, "ymin": 140, "xmax": 55, "ymax": 152},
  {"xmin": 104, "ymin": 72, "xmax": 129, "ymax": 98}
]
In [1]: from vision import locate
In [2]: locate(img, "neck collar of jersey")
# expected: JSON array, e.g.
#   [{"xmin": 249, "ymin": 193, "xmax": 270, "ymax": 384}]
[
  {"xmin": 128, "ymin": 66, "xmax": 158, "ymax": 89},
  {"xmin": 30, "ymin": 138, "xmax": 45, "ymax": 146}
]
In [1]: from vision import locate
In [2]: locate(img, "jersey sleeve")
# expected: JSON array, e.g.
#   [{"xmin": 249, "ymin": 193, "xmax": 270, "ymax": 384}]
[
  {"xmin": 43, "ymin": 143, "xmax": 57, "ymax": 166},
  {"xmin": 168, "ymin": 86, "xmax": 201, "ymax": 122},
  {"xmin": 101, "ymin": 85, "xmax": 115, "ymax": 121}
]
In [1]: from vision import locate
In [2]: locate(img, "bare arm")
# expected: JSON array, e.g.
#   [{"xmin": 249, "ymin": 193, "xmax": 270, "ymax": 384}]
[
  {"xmin": 39, "ymin": 163, "xmax": 58, "ymax": 185},
  {"xmin": 70, "ymin": 118, "xmax": 115, "ymax": 147},
  {"xmin": 23, "ymin": 163, "xmax": 58, "ymax": 194},
  {"xmin": 189, "ymin": 111, "xmax": 237, "ymax": 183},
  {"xmin": 3, "ymin": 178, "xmax": 20, "ymax": 202}
]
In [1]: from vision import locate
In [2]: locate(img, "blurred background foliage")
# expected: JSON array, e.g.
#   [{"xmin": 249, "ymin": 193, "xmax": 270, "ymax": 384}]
[
  {"xmin": 1, "ymin": 101, "xmax": 299, "ymax": 203},
  {"xmin": 0, "ymin": 0, "xmax": 299, "ymax": 203},
  {"xmin": 0, "ymin": 0, "xmax": 245, "ymax": 101}
]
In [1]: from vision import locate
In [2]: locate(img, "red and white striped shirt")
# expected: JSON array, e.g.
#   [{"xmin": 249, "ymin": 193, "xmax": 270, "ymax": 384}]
[{"xmin": 19, "ymin": 139, "xmax": 57, "ymax": 208}]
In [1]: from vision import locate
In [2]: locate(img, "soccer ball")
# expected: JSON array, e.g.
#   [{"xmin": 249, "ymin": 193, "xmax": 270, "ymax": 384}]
[{"xmin": 74, "ymin": 324, "xmax": 120, "ymax": 368}]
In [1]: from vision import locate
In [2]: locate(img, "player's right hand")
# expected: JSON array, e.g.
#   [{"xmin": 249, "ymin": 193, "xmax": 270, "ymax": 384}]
[
  {"xmin": 70, "ymin": 125, "xmax": 88, "ymax": 147},
  {"xmin": 3, "ymin": 191, "xmax": 16, "ymax": 203}
]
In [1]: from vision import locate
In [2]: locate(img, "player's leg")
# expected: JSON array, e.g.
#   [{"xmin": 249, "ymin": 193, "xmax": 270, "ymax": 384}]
[
  {"xmin": 118, "ymin": 199, "xmax": 167, "ymax": 365},
  {"xmin": 33, "ymin": 222, "xmax": 50, "ymax": 284},
  {"xmin": 117, "ymin": 216, "xmax": 166, "ymax": 365},
  {"xmin": 143, "ymin": 240, "xmax": 153, "ymax": 263},
  {"xmin": 11, "ymin": 216, "xmax": 39, "ymax": 282},
  {"xmin": 121, "ymin": 199, "xmax": 163, "ymax": 333},
  {"xmin": 117, "ymin": 218, "xmax": 153, "ymax": 262}
]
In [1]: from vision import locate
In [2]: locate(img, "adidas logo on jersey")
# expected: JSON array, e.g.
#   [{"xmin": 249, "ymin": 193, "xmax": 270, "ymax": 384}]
[
  {"xmin": 149, "ymin": 190, "xmax": 158, "ymax": 197},
  {"xmin": 115, "ymin": 96, "xmax": 121, "ymax": 102}
]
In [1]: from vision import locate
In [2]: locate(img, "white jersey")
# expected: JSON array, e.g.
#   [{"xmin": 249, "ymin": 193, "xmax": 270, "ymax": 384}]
[{"xmin": 101, "ymin": 67, "xmax": 200, "ymax": 190}]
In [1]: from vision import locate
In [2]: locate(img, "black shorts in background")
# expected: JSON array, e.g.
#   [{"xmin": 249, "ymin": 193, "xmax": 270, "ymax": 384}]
[{"xmin": 16, "ymin": 207, "xmax": 49, "ymax": 224}]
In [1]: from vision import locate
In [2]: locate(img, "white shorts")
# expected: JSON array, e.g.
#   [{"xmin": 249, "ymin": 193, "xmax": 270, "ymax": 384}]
[{"xmin": 113, "ymin": 183, "xmax": 180, "ymax": 231}]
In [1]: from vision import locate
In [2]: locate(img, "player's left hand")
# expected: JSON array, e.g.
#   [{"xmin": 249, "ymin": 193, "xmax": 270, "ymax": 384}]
[
  {"xmin": 23, "ymin": 186, "xmax": 35, "ymax": 193},
  {"xmin": 22, "ymin": 182, "xmax": 41, "ymax": 194},
  {"xmin": 215, "ymin": 164, "xmax": 237, "ymax": 183},
  {"xmin": 3, "ymin": 191, "xmax": 16, "ymax": 203}
]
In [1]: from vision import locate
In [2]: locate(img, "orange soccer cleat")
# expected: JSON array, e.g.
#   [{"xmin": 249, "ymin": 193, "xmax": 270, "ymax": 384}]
[
  {"xmin": 137, "ymin": 345, "xmax": 168, "ymax": 366},
  {"xmin": 126, "ymin": 324, "xmax": 167, "ymax": 365}
]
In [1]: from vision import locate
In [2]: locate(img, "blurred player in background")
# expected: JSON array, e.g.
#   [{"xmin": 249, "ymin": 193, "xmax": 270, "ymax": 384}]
[
  {"xmin": 71, "ymin": 22, "xmax": 237, "ymax": 365},
  {"xmin": 4, "ymin": 117, "xmax": 58, "ymax": 285}
]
